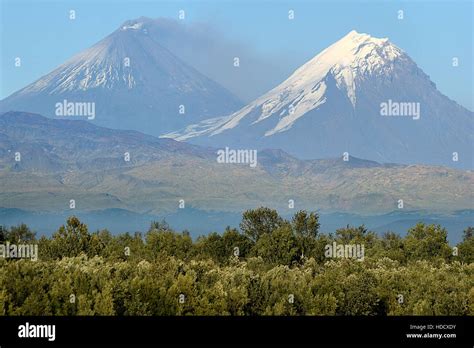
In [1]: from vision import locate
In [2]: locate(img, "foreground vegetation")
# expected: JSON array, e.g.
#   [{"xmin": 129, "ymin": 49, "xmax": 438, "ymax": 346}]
[{"xmin": 0, "ymin": 208, "xmax": 473, "ymax": 315}]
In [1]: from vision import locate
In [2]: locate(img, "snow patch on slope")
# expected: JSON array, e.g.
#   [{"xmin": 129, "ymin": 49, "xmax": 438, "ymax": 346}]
[
  {"xmin": 265, "ymin": 81, "xmax": 327, "ymax": 135},
  {"xmin": 121, "ymin": 22, "xmax": 144, "ymax": 31}
]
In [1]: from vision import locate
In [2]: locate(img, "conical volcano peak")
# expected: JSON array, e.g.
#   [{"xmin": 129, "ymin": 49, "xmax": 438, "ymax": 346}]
[
  {"xmin": 0, "ymin": 16, "xmax": 243, "ymax": 134},
  {"xmin": 164, "ymin": 23, "xmax": 472, "ymax": 168},
  {"xmin": 163, "ymin": 28, "xmax": 474, "ymax": 169},
  {"xmin": 165, "ymin": 30, "xmax": 417, "ymax": 141}
]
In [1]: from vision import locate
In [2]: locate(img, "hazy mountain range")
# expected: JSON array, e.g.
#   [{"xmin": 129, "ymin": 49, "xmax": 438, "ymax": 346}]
[
  {"xmin": 1, "ymin": 22, "xmax": 471, "ymax": 168},
  {"xmin": 0, "ymin": 18, "xmax": 472, "ymax": 241},
  {"xmin": 1, "ymin": 111, "xmax": 472, "ymax": 241},
  {"xmin": 1, "ymin": 111, "xmax": 472, "ymax": 215}
]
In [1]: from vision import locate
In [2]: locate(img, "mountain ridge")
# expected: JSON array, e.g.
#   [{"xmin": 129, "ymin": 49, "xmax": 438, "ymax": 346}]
[{"xmin": 1, "ymin": 111, "xmax": 472, "ymax": 216}]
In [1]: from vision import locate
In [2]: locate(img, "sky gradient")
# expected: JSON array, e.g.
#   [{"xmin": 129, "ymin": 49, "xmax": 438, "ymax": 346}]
[{"xmin": 1, "ymin": 0, "xmax": 472, "ymax": 109}]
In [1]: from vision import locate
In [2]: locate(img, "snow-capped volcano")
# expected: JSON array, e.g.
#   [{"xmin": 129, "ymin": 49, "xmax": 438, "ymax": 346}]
[
  {"xmin": 0, "ymin": 17, "xmax": 242, "ymax": 134},
  {"xmin": 164, "ymin": 30, "xmax": 473, "ymax": 168}
]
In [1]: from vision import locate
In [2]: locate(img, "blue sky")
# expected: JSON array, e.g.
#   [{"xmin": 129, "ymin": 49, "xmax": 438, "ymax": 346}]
[{"xmin": 1, "ymin": 0, "xmax": 472, "ymax": 109}]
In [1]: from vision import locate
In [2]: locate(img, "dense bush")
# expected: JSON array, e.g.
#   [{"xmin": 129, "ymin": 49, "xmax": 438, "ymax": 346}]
[{"xmin": 0, "ymin": 208, "xmax": 472, "ymax": 316}]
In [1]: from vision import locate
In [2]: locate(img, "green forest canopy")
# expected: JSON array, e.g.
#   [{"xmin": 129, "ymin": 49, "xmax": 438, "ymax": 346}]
[{"xmin": 0, "ymin": 207, "xmax": 472, "ymax": 316}]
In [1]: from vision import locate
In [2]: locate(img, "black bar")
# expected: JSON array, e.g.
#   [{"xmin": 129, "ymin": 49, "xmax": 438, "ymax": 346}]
[{"xmin": 0, "ymin": 316, "xmax": 472, "ymax": 346}]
